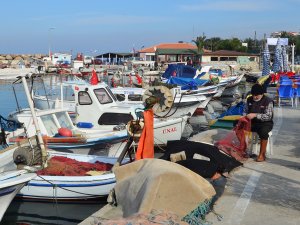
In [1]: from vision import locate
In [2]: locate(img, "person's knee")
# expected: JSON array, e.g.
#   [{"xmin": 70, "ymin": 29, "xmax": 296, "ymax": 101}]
[{"xmin": 257, "ymin": 129, "xmax": 271, "ymax": 140}]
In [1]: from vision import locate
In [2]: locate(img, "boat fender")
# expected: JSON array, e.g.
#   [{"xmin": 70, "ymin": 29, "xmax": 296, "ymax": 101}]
[
  {"xmin": 58, "ymin": 127, "xmax": 73, "ymax": 137},
  {"xmin": 77, "ymin": 122, "xmax": 93, "ymax": 129}
]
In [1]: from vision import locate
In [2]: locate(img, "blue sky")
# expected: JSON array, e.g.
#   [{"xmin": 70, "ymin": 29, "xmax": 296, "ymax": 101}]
[{"xmin": 0, "ymin": 0, "xmax": 299, "ymax": 55}]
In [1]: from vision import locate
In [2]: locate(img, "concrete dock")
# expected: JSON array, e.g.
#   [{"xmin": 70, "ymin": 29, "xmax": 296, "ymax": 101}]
[
  {"xmin": 206, "ymin": 105, "xmax": 300, "ymax": 225},
  {"xmin": 80, "ymin": 88, "xmax": 300, "ymax": 225}
]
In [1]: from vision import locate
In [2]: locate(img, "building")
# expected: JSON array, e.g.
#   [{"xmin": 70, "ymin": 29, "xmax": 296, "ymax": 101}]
[
  {"xmin": 271, "ymin": 31, "xmax": 300, "ymax": 37},
  {"xmin": 202, "ymin": 50, "xmax": 259, "ymax": 63},
  {"xmin": 95, "ymin": 52, "xmax": 133, "ymax": 64},
  {"xmin": 138, "ymin": 42, "xmax": 210, "ymax": 63},
  {"xmin": 201, "ymin": 50, "xmax": 260, "ymax": 72},
  {"xmin": 51, "ymin": 53, "xmax": 72, "ymax": 66}
]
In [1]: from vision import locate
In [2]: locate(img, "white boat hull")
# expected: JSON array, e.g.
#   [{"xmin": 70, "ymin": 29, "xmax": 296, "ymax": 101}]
[
  {"xmin": 0, "ymin": 183, "xmax": 25, "ymax": 221},
  {"xmin": 18, "ymin": 151, "xmax": 120, "ymax": 201},
  {"xmin": 0, "ymin": 170, "xmax": 36, "ymax": 221},
  {"xmin": 152, "ymin": 116, "xmax": 188, "ymax": 145}
]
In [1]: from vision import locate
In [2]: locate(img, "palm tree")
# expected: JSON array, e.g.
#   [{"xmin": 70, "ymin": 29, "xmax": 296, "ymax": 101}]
[{"xmin": 192, "ymin": 33, "xmax": 206, "ymax": 65}]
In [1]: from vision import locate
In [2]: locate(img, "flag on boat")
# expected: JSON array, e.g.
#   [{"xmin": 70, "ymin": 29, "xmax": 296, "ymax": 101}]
[{"xmin": 90, "ymin": 69, "xmax": 99, "ymax": 85}]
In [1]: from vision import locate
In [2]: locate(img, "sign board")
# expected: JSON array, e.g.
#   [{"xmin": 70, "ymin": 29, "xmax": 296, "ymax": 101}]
[{"xmin": 267, "ymin": 38, "xmax": 288, "ymax": 46}]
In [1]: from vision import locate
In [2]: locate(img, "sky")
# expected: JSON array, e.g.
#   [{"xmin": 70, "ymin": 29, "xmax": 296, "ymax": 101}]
[{"xmin": 0, "ymin": 0, "xmax": 299, "ymax": 55}]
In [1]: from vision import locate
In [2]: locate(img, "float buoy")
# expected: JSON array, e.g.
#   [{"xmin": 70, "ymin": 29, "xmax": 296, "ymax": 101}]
[{"xmin": 58, "ymin": 128, "xmax": 73, "ymax": 137}]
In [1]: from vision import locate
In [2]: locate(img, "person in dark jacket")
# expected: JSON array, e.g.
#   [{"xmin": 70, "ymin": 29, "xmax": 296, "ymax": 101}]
[{"xmin": 244, "ymin": 83, "xmax": 274, "ymax": 162}]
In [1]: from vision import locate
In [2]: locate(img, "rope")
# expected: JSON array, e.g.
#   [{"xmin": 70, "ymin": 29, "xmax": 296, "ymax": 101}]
[{"xmin": 36, "ymin": 175, "xmax": 107, "ymax": 198}]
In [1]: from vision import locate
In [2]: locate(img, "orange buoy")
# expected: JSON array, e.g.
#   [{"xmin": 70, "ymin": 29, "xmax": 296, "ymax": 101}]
[{"xmin": 58, "ymin": 128, "xmax": 73, "ymax": 137}]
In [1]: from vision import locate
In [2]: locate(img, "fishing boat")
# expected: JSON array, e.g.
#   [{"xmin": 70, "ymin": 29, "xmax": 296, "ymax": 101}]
[
  {"xmin": 0, "ymin": 74, "xmax": 130, "ymax": 203},
  {"xmin": 73, "ymin": 82, "xmax": 189, "ymax": 145},
  {"xmin": 0, "ymin": 107, "xmax": 36, "ymax": 221},
  {"xmin": 0, "ymin": 167, "xmax": 36, "ymax": 221},
  {"xmin": 18, "ymin": 151, "xmax": 124, "ymax": 201},
  {"xmin": 33, "ymin": 78, "xmax": 189, "ymax": 146},
  {"xmin": 111, "ymin": 86, "xmax": 208, "ymax": 116},
  {"xmin": 7, "ymin": 108, "xmax": 128, "ymax": 155},
  {"xmin": 6, "ymin": 75, "xmax": 131, "ymax": 155}
]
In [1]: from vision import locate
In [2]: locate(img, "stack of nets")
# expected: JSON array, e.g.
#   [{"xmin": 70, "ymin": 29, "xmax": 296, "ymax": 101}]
[{"xmin": 37, "ymin": 156, "xmax": 113, "ymax": 176}]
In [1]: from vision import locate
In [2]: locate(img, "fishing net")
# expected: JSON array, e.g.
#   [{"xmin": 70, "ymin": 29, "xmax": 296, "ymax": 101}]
[
  {"xmin": 215, "ymin": 117, "xmax": 251, "ymax": 161},
  {"xmin": 37, "ymin": 156, "xmax": 113, "ymax": 176}
]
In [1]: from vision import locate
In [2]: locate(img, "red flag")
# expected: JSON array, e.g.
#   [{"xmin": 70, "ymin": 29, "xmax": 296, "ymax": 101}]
[{"xmin": 90, "ymin": 69, "xmax": 99, "ymax": 85}]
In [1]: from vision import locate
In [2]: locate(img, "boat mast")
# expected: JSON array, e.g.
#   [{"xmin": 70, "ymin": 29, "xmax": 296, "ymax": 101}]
[{"xmin": 21, "ymin": 75, "xmax": 48, "ymax": 167}]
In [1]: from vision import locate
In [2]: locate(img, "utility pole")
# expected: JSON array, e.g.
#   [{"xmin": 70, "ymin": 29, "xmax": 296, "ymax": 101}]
[{"xmin": 254, "ymin": 31, "xmax": 257, "ymax": 53}]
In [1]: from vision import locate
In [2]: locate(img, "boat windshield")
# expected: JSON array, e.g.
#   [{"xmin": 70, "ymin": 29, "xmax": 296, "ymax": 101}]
[
  {"xmin": 94, "ymin": 88, "xmax": 113, "ymax": 104},
  {"xmin": 55, "ymin": 111, "xmax": 73, "ymax": 129},
  {"xmin": 40, "ymin": 114, "xmax": 59, "ymax": 136},
  {"xmin": 106, "ymin": 87, "xmax": 117, "ymax": 102}
]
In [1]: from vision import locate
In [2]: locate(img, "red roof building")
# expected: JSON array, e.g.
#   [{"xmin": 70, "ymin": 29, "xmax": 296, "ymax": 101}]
[{"xmin": 138, "ymin": 42, "xmax": 210, "ymax": 63}]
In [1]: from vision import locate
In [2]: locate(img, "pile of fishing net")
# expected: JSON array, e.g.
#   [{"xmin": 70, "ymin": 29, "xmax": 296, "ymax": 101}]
[
  {"xmin": 37, "ymin": 156, "xmax": 113, "ymax": 176},
  {"xmin": 100, "ymin": 159, "xmax": 216, "ymax": 225},
  {"xmin": 215, "ymin": 117, "xmax": 251, "ymax": 161}
]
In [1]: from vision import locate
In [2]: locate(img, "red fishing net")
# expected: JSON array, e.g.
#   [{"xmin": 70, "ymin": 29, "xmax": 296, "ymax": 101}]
[
  {"xmin": 215, "ymin": 117, "xmax": 251, "ymax": 161},
  {"xmin": 37, "ymin": 156, "xmax": 113, "ymax": 176}
]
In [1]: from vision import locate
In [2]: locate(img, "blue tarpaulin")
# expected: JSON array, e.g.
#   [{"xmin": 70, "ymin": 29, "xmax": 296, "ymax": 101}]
[
  {"xmin": 166, "ymin": 77, "xmax": 208, "ymax": 90},
  {"xmin": 218, "ymin": 102, "xmax": 245, "ymax": 118},
  {"xmin": 162, "ymin": 64, "xmax": 197, "ymax": 79}
]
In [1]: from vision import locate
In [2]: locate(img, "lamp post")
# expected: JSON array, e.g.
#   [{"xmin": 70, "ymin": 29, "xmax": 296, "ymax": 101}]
[{"xmin": 48, "ymin": 27, "xmax": 55, "ymax": 57}]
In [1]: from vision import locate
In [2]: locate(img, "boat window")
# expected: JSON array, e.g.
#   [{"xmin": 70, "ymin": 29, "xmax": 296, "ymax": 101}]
[
  {"xmin": 78, "ymin": 91, "xmax": 92, "ymax": 105},
  {"xmin": 106, "ymin": 87, "xmax": 117, "ymax": 101},
  {"xmin": 128, "ymin": 94, "xmax": 142, "ymax": 101},
  {"xmin": 115, "ymin": 94, "xmax": 125, "ymax": 101},
  {"xmin": 94, "ymin": 88, "xmax": 113, "ymax": 104},
  {"xmin": 41, "ymin": 114, "xmax": 59, "ymax": 136},
  {"xmin": 63, "ymin": 86, "xmax": 75, "ymax": 101},
  {"xmin": 55, "ymin": 111, "xmax": 73, "ymax": 129},
  {"xmin": 98, "ymin": 113, "xmax": 133, "ymax": 125}
]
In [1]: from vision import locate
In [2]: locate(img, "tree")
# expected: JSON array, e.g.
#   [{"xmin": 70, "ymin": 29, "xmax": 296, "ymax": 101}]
[
  {"xmin": 279, "ymin": 31, "xmax": 300, "ymax": 57},
  {"xmin": 192, "ymin": 34, "xmax": 206, "ymax": 64},
  {"xmin": 204, "ymin": 37, "xmax": 221, "ymax": 51}
]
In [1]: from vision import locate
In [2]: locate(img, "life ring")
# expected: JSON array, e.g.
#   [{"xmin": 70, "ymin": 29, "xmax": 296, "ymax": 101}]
[{"xmin": 113, "ymin": 72, "xmax": 121, "ymax": 81}]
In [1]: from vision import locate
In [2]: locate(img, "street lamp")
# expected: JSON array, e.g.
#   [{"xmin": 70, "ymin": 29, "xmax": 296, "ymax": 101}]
[{"xmin": 48, "ymin": 27, "xmax": 55, "ymax": 57}]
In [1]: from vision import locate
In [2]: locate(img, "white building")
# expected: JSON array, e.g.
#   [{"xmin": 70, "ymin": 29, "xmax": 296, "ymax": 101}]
[{"xmin": 51, "ymin": 53, "xmax": 72, "ymax": 65}]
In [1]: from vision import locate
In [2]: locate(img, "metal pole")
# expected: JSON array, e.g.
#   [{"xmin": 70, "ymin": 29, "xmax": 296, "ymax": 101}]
[
  {"xmin": 48, "ymin": 27, "xmax": 55, "ymax": 57},
  {"xmin": 21, "ymin": 76, "xmax": 48, "ymax": 167},
  {"xmin": 291, "ymin": 43, "xmax": 295, "ymax": 72}
]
